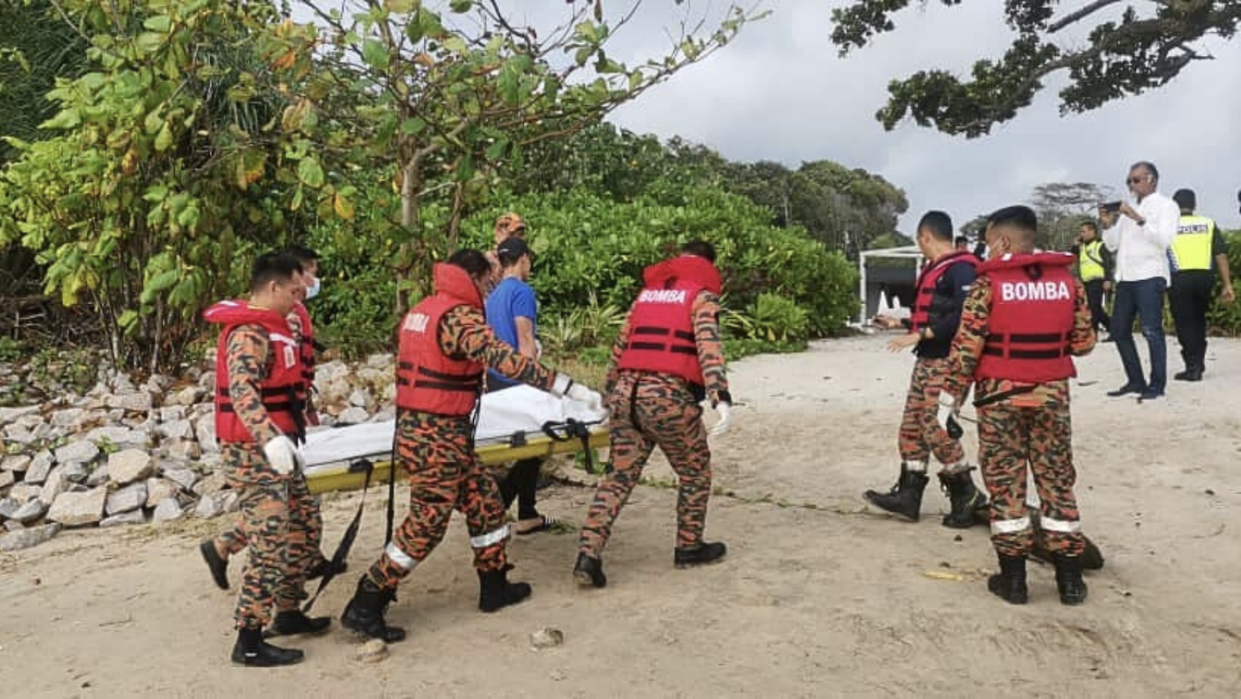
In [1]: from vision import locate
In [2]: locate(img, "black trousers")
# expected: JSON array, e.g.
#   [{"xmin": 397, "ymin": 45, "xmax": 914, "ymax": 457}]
[
  {"xmin": 1168, "ymin": 272, "xmax": 1215, "ymax": 371},
  {"xmin": 498, "ymin": 458, "xmax": 542, "ymax": 520},
  {"xmin": 1084, "ymin": 279, "xmax": 1110, "ymax": 333}
]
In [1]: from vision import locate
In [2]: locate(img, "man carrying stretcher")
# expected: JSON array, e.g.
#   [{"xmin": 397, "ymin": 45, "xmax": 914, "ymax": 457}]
[{"xmin": 340, "ymin": 250, "xmax": 604, "ymax": 643}]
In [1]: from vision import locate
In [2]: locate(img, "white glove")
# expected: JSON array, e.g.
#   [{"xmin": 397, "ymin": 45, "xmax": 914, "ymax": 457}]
[
  {"xmin": 552, "ymin": 373, "xmax": 606, "ymax": 416},
  {"xmin": 709, "ymin": 401, "xmax": 732, "ymax": 436},
  {"xmin": 937, "ymin": 394, "xmax": 962, "ymax": 439},
  {"xmin": 263, "ymin": 435, "xmax": 302, "ymax": 475},
  {"xmin": 567, "ymin": 382, "xmax": 606, "ymax": 416}
]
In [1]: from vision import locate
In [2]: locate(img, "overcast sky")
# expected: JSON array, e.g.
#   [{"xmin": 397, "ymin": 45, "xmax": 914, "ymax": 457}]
[{"xmin": 591, "ymin": 1, "xmax": 1241, "ymax": 237}]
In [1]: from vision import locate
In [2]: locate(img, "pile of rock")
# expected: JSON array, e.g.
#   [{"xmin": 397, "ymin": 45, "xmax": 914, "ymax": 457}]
[{"xmin": 0, "ymin": 354, "xmax": 398, "ymax": 552}]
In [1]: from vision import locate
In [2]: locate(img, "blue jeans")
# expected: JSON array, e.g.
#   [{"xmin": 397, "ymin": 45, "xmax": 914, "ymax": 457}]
[{"xmin": 1110, "ymin": 278, "xmax": 1167, "ymax": 392}]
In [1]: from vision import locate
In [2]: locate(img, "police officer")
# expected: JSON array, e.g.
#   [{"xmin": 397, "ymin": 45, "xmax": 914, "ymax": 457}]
[
  {"xmin": 574, "ymin": 240, "xmax": 732, "ymax": 589},
  {"xmin": 866, "ymin": 211, "xmax": 987, "ymax": 528},
  {"xmin": 340, "ymin": 250, "xmax": 603, "ymax": 642},
  {"xmin": 1071, "ymin": 221, "xmax": 1114, "ymax": 339},
  {"xmin": 202, "ymin": 252, "xmax": 327, "ymax": 666},
  {"xmin": 201, "ymin": 245, "xmax": 342, "ymax": 594},
  {"xmin": 1168, "ymin": 189, "xmax": 1235, "ymax": 381},
  {"xmin": 941, "ymin": 205, "xmax": 1096, "ymax": 606}
]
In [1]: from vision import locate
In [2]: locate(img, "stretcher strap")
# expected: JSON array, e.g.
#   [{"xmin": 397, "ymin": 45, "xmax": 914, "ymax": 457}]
[
  {"xmin": 540, "ymin": 419, "xmax": 600, "ymax": 474},
  {"xmin": 303, "ymin": 457, "xmax": 374, "ymax": 613}
]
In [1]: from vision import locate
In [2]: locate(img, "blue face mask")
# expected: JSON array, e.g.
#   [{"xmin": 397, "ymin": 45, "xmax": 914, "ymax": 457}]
[{"xmin": 306, "ymin": 276, "xmax": 321, "ymax": 300}]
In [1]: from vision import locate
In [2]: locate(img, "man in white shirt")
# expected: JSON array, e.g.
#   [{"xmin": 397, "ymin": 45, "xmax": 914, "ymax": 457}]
[{"xmin": 1098, "ymin": 161, "xmax": 1180, "ymax": 401}]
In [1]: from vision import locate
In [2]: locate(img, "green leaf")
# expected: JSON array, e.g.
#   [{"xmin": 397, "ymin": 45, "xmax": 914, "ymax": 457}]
[
  {"xmin": 117, "ymin": 310, "xmax": 139, "ymax": 331},
  {"xmin": 443, "ymin": 36, "xmax": 467, "ymax": 54},
  {"xmin": 385, "ymin": 0, "xmax": 418, "ymax": 12},
  {"xmin": 362, "ymin": 39, "xmax": 390, "ymax": 71},
  {"xmin": 135, "ymin": 32, "xmax": 165, "ymax": 54},
  {"xmin": 400, "ymin": 117, "xmax": 426, "ymax": 135},
  {"xmin": 142, "ymin": 15, "xmax": 171, "ymax": 33},
  {"xmin": 449, "ymin": 0, "xmax": 472, "ymax": 12},
  {"xmin": 484, "ymin": 138, "xmax": 508, "ymax": 160},
  {"xmin": 154, "ymin": 122, "xmax": 174, "ymax": 151},
  {"xmin": 297, "ymin": 157, "xmax": 326, "ymax": 188},
  {"xmin": 41, "ymin": 108, "xmax": 81, "ymax": 130}
]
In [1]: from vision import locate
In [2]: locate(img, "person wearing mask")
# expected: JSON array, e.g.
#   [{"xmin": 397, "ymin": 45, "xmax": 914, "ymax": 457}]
[
  {"xmin": 1098, "ymin": 161, "xmax": 1180, "ymax": 401},
  {"xmin": 201, "ymin": 245, "xmax": 342, "ymax": 595},
  {"xmin": 202, "ymin": 252, "xmax": 327, "ymax": 666},
  {"xmin": 1167, "ymin": 189, "xmax": 1235, "ymax": 381},
  {"xmin": 941, "ymin": 205, "xmax": 1096, "ymax": 606},
  {"xmin": 866, "ymin": 211, "xmax": 987, "ymax": 528}
]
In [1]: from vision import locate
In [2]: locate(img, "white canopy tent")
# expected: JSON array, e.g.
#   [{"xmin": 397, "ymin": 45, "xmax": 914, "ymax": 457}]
[{"xmin": 855, "ymin": 245, "xmax": 925, "ymax": 324}]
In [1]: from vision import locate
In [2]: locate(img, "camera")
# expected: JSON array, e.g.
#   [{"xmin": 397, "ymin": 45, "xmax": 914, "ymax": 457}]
[{"xmin": 1100, "ymin": 201, "xmax": 1122, "ymax": 214}]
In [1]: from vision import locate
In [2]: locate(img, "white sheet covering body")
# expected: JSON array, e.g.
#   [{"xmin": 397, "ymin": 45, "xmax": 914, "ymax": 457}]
[{"xmin": 300, "ymin": 384, "xmax": 606, "ymax": 468}]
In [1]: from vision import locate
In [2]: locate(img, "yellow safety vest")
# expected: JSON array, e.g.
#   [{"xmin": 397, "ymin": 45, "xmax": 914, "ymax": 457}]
[
  {"xmin": 1078, "ymin": 240, "xmax": 1106, "ymax": 282},
  {"xmin": 1170, "ymin": 214, "xmax": 1215, "ymax": 272}
]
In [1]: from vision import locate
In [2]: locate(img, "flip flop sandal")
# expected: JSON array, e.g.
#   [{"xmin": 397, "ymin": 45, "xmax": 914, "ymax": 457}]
[{"xmin": 515, "ymin": 516, "xmax": 557, "ymax": 536}]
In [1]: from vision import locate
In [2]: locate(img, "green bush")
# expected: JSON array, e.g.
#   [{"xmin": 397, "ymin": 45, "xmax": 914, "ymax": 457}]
[
  {"xmin": 1206, "ymin": 230, "xmax": 1241, "ymax": 336},
  {"xmin": 458, "ymin": 187, "xmax": 858, "ymax": 337}
]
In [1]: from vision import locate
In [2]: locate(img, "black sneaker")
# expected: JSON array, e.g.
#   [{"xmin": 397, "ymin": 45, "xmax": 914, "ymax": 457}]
[
  {"xmin": 1106, "ymin": 384, "xmax": 1144, "ymax": 397},
  {"xmin": 674, "ymin": 542, "xmax": 727, "ymax": 568}
]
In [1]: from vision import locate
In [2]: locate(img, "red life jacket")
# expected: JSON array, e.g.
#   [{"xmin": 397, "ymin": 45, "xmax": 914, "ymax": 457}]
[
  {"xmin": 290, "ymin": 302, "xmax": 315, "ymax": 385},
  {"xmin": 975, "ymin": 253, "xmax": 1079, "ymax": 383},
  {"xmin": 396, "ymin": 263, "xmax": 485, "ymax": 416},
  {"xmin": 616, "ymin": 255, "xmax": 723, "ymax": 386},
  {"xmin": 204, "ymin": 300, "xmax": 305, "ymax": 444},
  {"xmin": 288, "ymin": 302, "xmax": 318, "ymax": 426},
  {"xmin": 910, "ymin": 250, "xmax": 978, "ymax": 331}
]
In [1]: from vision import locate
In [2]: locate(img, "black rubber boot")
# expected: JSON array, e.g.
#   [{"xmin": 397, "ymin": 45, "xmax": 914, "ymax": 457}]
[
  {"xmin": 341, "ymin": 576, "xmax": 406, "ymax": 643},
  {"xmin": 478, "ymin": 567, "xmax": 533, "ymax": 612},
  {"xmin": 938, "ymin": 468, "xmax": 988, "ymax": 529},
  {"xmin": 200, "ymin": 539, "xmax": 230, "ymax": 591},
  {"xmin": 267, "ymin": 610, "xmax": 332, "ymax": 637},
  {"xmin": 987, "ymin": 554, "xmax": 1029, "ymax": 605},
  {"xmin": 1054, "ymin": 554, "xmax": 1088, "ymax": 605},
  {"xmin": 573, "ymin": 553, "xmax": 607, "ymax": 589},
  {"xmin": 231, "ymin": 627, "xmax": 304, "ymax": 667},
  {"xmin": 674, "ymin": 541, "xmax": 727, "ymax": 568},
  {"xmin": 864, "ymin": 466, "xmax": 930, "ymax": 521},
  {"xmin": 1029, "ymin": 507, "xmax": 1105, "ymax": 570}
]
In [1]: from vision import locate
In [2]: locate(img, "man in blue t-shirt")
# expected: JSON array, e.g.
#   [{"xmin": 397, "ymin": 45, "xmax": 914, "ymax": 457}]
[
  {"xmin": 486, "ymin": 236, "xmax": 538, "ymax": 388},
  {"xmin": 484, "ymin": 235, "xmax": 556, "ymax": 534}
]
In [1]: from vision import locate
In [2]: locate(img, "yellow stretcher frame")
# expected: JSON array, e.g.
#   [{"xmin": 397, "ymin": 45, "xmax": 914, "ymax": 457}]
[{"xmin": 305, "ymin": 428, "xmax": 610, "ymax": 495}]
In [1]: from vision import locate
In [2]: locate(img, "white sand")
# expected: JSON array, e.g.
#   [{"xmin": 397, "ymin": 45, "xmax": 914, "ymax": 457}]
[{"xmin": 3, "ymin": 334, "xmax": 1239, "ymax": 697}]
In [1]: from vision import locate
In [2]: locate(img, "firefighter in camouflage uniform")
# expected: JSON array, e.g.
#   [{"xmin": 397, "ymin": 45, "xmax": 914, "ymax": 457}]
[
  {"xmin": 574, "ymin": 240, "xmax": 733, "ymax": 589},
  {"xmin": 941, "ymin": 205, "xmax": 1096, "ymax": 606},
  {"xmin": 339, "ymin": 249, "xmax": 603, "ymax": 643},
  {"xmin": 202, "ymin": 252, "xmax": 328, "ymax": 667}
]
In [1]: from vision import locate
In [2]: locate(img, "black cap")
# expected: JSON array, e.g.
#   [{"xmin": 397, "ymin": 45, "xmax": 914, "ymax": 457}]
[
  {"xmin": 1173, "ymin": 188, "xmax": 1196, "ymax": 210},
  {"xmin": 496, "ymin": 236, "xmax": 531, "ymax": 264}
]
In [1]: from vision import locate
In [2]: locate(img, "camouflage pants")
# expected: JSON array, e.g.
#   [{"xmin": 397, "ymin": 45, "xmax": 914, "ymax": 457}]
[
  {"xmin": 579, "ymin": 371, "xmax": 712, "ymax": 557},
  {"xmin": 222, "ymin": 444, "xmax": 317, "ymax": 630},
  {"xmin": 898, "ymin": 357, "xmax": 965, "ymax": 468},
  {"xmin": 366, "ymin": 409, "xmax": 510, "ymax": 590},
  {"xmin": 216, "ymin": 498, "xmax": 325, "ymax": 566},
  {"xmin": 978, "ymin": 399, "xmax": 1085, "ymax": 558}
]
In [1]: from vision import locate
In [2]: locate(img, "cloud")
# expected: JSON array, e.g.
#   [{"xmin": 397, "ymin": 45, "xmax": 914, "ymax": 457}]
[{"xmin": 602, "ymin": 1, "xmax": 1241, "ymax": 233}]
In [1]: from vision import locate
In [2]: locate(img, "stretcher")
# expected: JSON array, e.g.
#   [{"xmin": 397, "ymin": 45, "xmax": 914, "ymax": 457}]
[{"xmin": 301, "ymin": 385, "xmax": 609, "ymax": 494}]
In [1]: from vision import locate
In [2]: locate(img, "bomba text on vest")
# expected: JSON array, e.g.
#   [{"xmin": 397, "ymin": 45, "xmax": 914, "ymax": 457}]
[
  {"xmin": 404, "ymin": 312, "xmax": 431, "ymax": 333},
  {"xmin": 999, "ymin": 280, "xmax": 1072, "ymax": 302},
  {"xmin": 638, "ymin": 289, "xmax": 688, "ymax": 304}
]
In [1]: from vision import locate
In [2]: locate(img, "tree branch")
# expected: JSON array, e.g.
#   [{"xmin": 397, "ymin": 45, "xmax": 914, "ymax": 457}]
[{"xmin": 1048, "ymin": 0, "xmax": 1124, "ymax": 34}]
